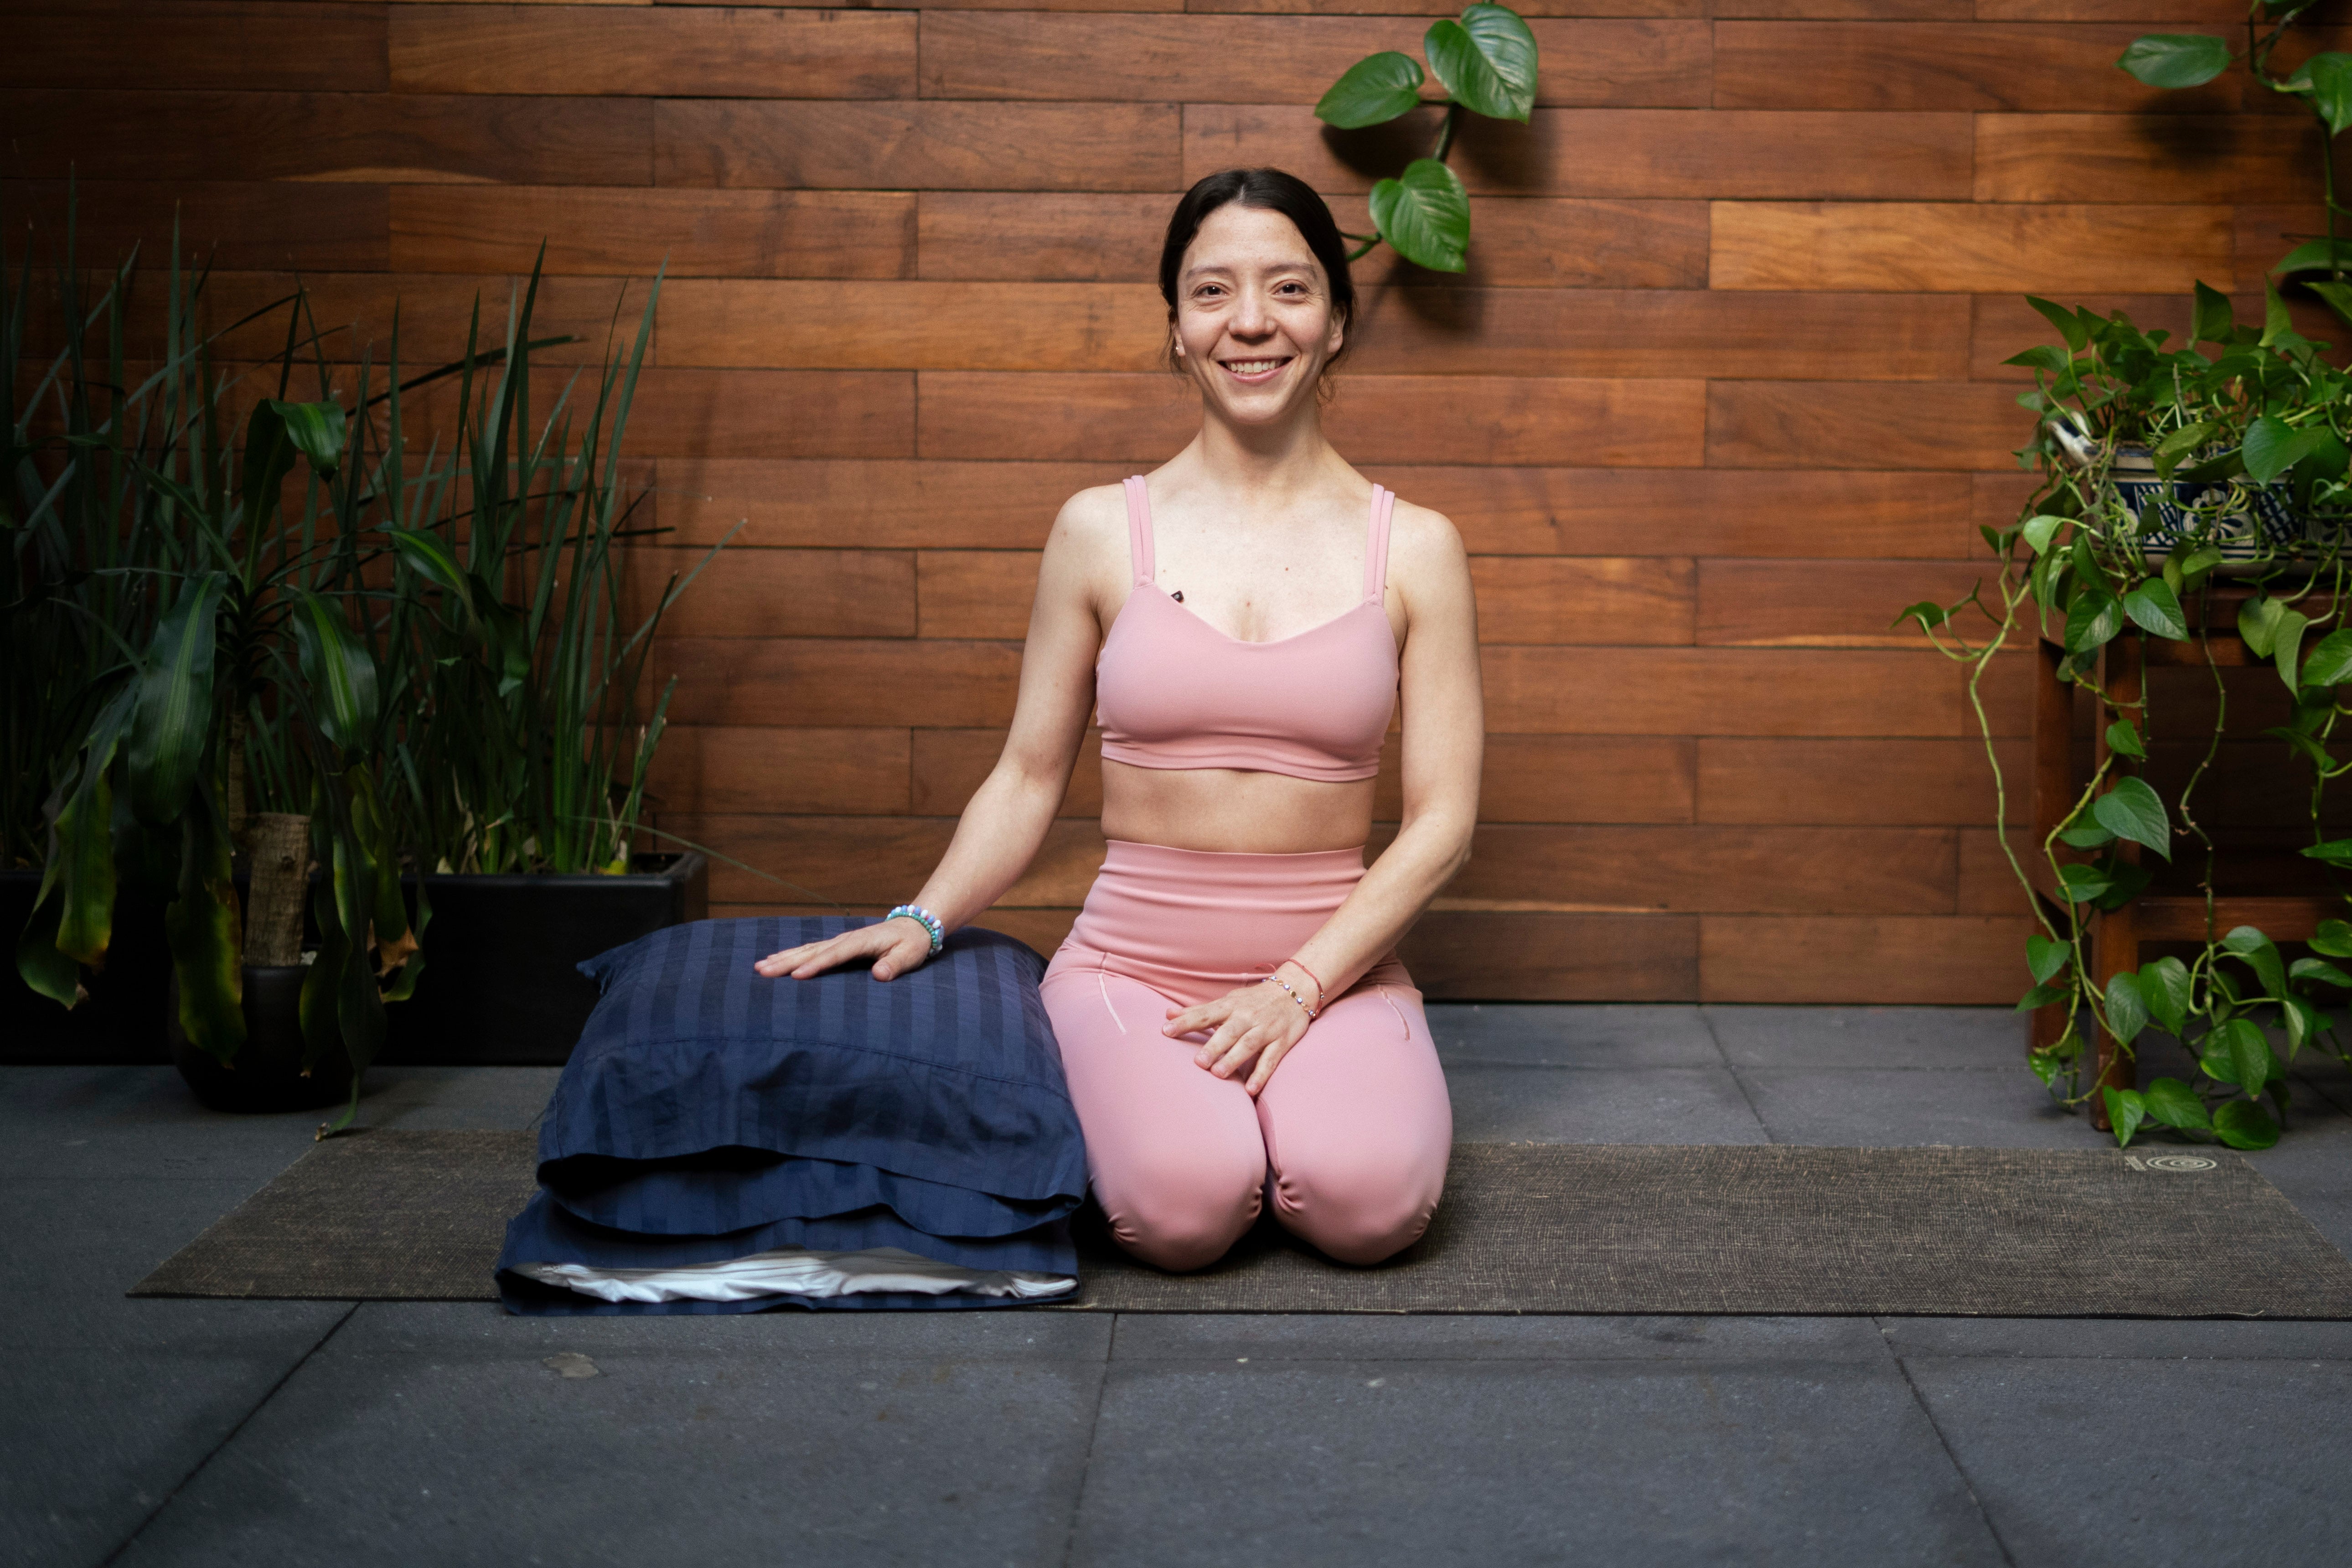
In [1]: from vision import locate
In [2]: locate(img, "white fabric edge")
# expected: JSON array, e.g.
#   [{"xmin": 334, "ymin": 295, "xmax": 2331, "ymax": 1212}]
[{"xmin": 512, "ymin": 1244, "xmax": 1077, "ymax": 1305}]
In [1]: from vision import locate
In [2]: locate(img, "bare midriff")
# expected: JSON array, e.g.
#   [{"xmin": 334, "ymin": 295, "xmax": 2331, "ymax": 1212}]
[{"xmin": 1098, "ymin": 758, "xmax": 1375, "ymax": 854}]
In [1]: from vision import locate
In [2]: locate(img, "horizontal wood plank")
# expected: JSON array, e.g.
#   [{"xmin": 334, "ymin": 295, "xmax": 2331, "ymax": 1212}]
[
  {"xmin": 389, "ymin": 187, "xmax": 914, "ymax": 278},
  {"xmin": 1705, "ymin": 381, "xmax": 2026, "ymax": 470},
  {"xmin": 646, "ymin": 461, "xmax": 1976, "ymax": 559},
  {"xmin": 2, "ymin": 2, "xmax": 388, "ymax": 92},
  {"xmin": 918, "ymin": 15, "xmax": 1710, "ymax": 108},
  {"xmin": 1188, "ymin": 0, "xmax": 1701, "ymax": 14},
  {"xmin": 646, "ymin": 726, "xmax": 911, "ymax": 816},
  {"xmin": 1378, "ymin": 468, "xmax": 1979, "ymax": 559},
  {"xmin": 1975, "ymin": 114, "xmax": 2321, "ymax": 204},
  {"xmin": 1714, "ymin": 22, "xmax": 2232, "ymax": 112},
  {"xmin": 0, "ymin": 91, "xmax": 653, "ymax": 186},
  {"xmin": 919, "ymin": 373, "xmax": 1707, "ymax": 466},
  {"xmin": 1714, "ymin": 0, "xmax": 1967, "ymax": 15},
  {"xmin": 652, "ymin": 639, "xmax": 1024, "ymax": 727},
  {"xmin": 657, "ymin": 101, "xmax": 1181, "ymax": 191},
  {"xmin": 1396, "ymin": 912, "xmax": 1699, "ymax": 1000},
  {"xmin": 1448, "ymin": 824, "xmax": 1958, "ymax": 915},
  {"xmin": 1957, "ymin": 827, "xmax": 2039, "ymax": 917},
  {"xmin": 912, "ymin": 729, "xmax": 1105, "ymax": 817},
  {"xmin": 391, "ymin": 6, "xmax": 914, "ymax": 97},
  {"xmin": 2235, "ymin": 204, "xmax": 2326, "ymax": 291},
  {"xmin": 1969, "ymin": 0, "xmax": 2243, "ymax": 20},
  {"xmin": 1472, "ymin": 558, "xmax": 1697, "ymax": 646},
  {"xmin": 656, "ymin": 460, "xmax": 1125, "ymax": 548},
  {"xmin": 621, "ymin": 547, "xmax": 915, "ymax": 639},
  {"xmin": 625, "ymin": 369, "xmax": 915, "ymax": 459},
  {"xmin": 1699, "ymin": 739, "xmax": 2028, "ymax": 825},
  {"xmin": 917, "ymin": 551, "xmax": 1041, "ymax": 640},
  {"xmin": 1, "ymin": 180, "xmax": 389, "ymax": 272},
  {"xmin": 1183, "ymin": 106, "xmax": 1974, "ymax": 199},
  {"xmin": 1482, "ymin": 647, "xmax": 1977, "ymax": 735},
  {"xmin": 1697, "ymin": 559, "xmax": 1996, "ymax": 647},
  {"xmin": 669, "ymin": 814, "xmax": 1105, "ymax": 905},
  {"xmin": 1475, "ymin": 736, "xmax": 1697, "ymax": 823},
  {"xmin": 914, "ymin": 193, "xmax": 1709, "ymax": 288},
  {"xmin": 1699, "ymin": 915, "xmax": 2030, "ymax": 1003},
  {"xmin": 654, "ymin": 280, "xmax": 1166, "ymax": 371},
  {"xmin": 1710, "ymin": 202, "xmax": 2232, "ymax": 294}
]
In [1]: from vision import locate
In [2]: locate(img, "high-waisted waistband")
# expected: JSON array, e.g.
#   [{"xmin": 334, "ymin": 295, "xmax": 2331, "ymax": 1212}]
[{"xmin": 1052, "ymin": 839, "xmax": 1403, "ymax": 1010}]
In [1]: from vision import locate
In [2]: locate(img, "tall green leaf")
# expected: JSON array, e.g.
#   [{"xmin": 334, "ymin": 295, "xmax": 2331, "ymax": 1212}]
[
  {"xmin": 267, "ymin": 398, "xmax": 345, "ymax": 475},
  {"xmin": 1423, "ymin": 4, "xmax": 1538, "ymax": 121},
  {"xmin": 126, "ymin": 574, "xmax": 228, "ymax": 826},
  {"xmin": 289, "ymin": 590, "xmax": 380, "ymax": 755},
  {"xmin": 2121, "ymin": 579, "xmax": 2187, "ymax": 640},
  {"xmin": 2105, "ymin": 970, "xmax": 2150, "ymax": 1043},
  {"xmin": 164, "ymin": 786, "xmax": 245, "ymax": 1065},
  {"xmin": 2103, "ymin": 1086, "xmax": 2147, "ymax": 1147},
  {"xmin": 1369, "ymin": 158, "xmax": 1472, "ymax": 273},
  {"xmin": 2191, "ymin": 280, "xmax": 2234, "ymax": 344},
  {"xmin": 1316, "ymin": 51, "xmax": 1426, "ymax": 128}
]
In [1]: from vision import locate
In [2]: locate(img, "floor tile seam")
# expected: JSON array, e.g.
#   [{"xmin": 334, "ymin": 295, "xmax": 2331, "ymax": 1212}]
[
  {"xmin": 1887, "ymin": 1348, "xmax": 2352, "ymax": 1366},
  {"xmin": 1697, "ymin": 1007, "xmax": 1777, "ymax": 1144},
  {"xmin": 1876, "ymin": 1319, "xmax": 2022, "ymax": 1568},
  {"xmin": 1057, "ymin": 1314, "xmax": 1118, "ymax": 1568},
  {"xmin": 97, "ymin": 1299, "xmax": 360, "ymax": 1568}
]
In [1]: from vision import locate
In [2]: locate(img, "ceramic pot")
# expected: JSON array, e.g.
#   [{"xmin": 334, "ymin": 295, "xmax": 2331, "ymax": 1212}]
[{"xmin": 168, "ymin": 963, "xmax": 356, "ymax": 1113}]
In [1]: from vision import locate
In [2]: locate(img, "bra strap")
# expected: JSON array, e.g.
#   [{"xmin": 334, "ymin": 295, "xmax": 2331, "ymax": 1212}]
[
  {"xmin": 1122, "ymin": 475, "xmax": 1155, "ymax": 587},
  {"xmin": 1364, "ymin": 485, "xmax": 1395, "ymax": 604}
]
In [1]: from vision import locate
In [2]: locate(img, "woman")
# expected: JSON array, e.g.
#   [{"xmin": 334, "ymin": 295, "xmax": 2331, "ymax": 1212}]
[{"xmin": 756, "ymin": 167, "xmax": 1484, "ymax": 1271}]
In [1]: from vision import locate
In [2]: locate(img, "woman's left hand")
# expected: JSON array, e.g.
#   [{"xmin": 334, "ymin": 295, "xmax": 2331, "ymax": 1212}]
[{"xmin": 1163, "ymin": 978, "xmax": 1312, "ymax": 1097}]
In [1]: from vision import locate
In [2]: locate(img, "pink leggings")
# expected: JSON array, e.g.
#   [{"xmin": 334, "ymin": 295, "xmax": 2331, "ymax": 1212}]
[{"xmin": 1039, "ymin": 841, "xmax": 1453, "ymax": 1272}]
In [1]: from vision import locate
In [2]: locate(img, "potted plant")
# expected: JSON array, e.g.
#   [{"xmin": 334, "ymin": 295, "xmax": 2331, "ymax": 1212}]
[
  {"xmin": 1903, "ymin": 285, "xmax": 2352, "ymax": 1151},
  {"xmin": 10, "ymin": 210, "xmax": 725, "ymax": 1120}
]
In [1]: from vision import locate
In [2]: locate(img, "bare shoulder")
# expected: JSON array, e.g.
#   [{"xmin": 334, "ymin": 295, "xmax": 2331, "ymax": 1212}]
[
  {"xmin": 1385, "ymin": 495, "xmax": 1468, "ymax": 577},
  {"xmin": 1046, "ymin": 482, "xmax": 1130, "ymax": 563}
]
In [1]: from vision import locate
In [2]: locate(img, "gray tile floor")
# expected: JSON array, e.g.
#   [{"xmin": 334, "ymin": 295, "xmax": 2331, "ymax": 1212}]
[{"xmin": 10, "ymin": 1004, "xmax": 2352, "ymax": 1567}]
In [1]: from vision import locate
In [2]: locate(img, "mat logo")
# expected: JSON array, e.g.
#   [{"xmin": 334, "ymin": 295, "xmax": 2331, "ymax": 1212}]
[{"xmin": 2124, "ymin": 1153, "xmax": 2218, "ymax": 1173}]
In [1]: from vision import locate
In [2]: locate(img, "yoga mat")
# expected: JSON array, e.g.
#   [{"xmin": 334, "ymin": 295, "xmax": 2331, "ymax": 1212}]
[{"xmin": 131, "ymin": 1130, "xmax": 2352, "ymax": 1318}]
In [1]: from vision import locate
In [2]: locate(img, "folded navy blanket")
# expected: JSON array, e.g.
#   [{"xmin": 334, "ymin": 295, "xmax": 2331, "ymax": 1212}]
[{"xmin": 495, "ymin": 916, "xmax": 1087, "ymax": 1314}]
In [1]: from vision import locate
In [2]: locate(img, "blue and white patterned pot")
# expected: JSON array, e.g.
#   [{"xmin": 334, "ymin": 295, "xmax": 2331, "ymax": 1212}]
[{"xmin": 2107, "ymin": 445, "xmax": 2300, "ymax": 573}]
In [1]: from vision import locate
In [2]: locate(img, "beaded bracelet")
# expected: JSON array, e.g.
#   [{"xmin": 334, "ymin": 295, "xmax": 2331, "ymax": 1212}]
[
  {"xmin": 1282, "ymin": 958, "xmax": 1327, "ymax": 1012},
  {"xmin": 885, "ymin": 903, "xmax": 946, "ymax": 955},
  {"xmin": 1261, "ymin": 973, "xmax": 1319, "ymax": 1021}
]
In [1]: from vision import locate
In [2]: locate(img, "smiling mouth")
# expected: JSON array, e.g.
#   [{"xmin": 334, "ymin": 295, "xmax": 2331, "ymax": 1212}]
[{"xmin": 1218, "ymin": 356, "xmax": 1292, "ymax": 380}]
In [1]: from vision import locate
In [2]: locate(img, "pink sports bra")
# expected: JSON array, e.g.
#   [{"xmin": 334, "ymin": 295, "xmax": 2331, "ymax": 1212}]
[{"xmin": 1095, "ymin": 475, "xmax": 1400, "ymax": 784}]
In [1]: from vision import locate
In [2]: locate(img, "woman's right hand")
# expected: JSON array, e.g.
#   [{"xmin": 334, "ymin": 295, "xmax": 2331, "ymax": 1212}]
[{"xmin": 754, "ymin": 917, "xmax": 935, "ymax": 982}]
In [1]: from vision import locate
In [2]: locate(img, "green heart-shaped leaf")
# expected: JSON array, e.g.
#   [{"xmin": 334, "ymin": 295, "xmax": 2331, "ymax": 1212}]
[
  {"xmin": 2122, "ymin": 579, "xmax": 2187, "ymax": 640},
  {"xmin": 2222, "ymin": 925, "xmax": 2287, "ymax": 998},
  {"xmin": 1370, "ymin": 157, "xmax": 1471, "ymax": 273},
  {"xmin": 2104, "ymin": 719, "xmax": 2146, "ymax": 759},
  {"xmin": 2105, "ymin": 971, "xmax": 2150, "ymax": 1044},
  {"xmin": 2140, "ymin": 955, "xmax": 2192, "ymax": 1037},
  {"xmin": 2116, "ymin": 33, "xmax": 2230, "ymax": 88},
  {"xmin": 2243, "ymin": 414, "xmax": 2326, "ymax": 484},
  {"xmin": 2311, "ymin": 918, "xmax": 2352, "ymax": 958},
  {"xmin": 2026, "ymin": 933, "xmax": 2072, "ymax": 984},
  {"xmin": 2064, "ymin": 590, "xmax": 2123, "ymax": 654},
  {"xmin": 2308, "ymin": 51, "xmax": 2352, "ymax": 135},
  {"xmin": 2091, "ymin": 776, "xmax": 2171, "ymax": 860},
  {"xmin": 2103, "ymin": 1086, "xmax": 2147, "ymax": 1147},
  {"xmin": 1424, "ymin": 4, "xmax": 1539, "ymax": 122},
  {"xmin": 2300, "ymin": 628, "xmax": 2352, "ymax": 689},
  {"xmin": 2142, "ymin": 1076, "xmax": 2211, "ymax": 1130},
  {"xmin": 2212, "ymin": 1097, "xmax": 2280, "ymax": 1150},
  {"xmin": 1316, "ymin": 51, "xmax": 1427, "ymax": 129}
]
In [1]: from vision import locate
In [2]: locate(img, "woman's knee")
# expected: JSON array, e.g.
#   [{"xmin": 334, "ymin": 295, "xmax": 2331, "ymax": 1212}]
[
  {"xmin": 1270, "ymin": 1150, "xmax": 1443, "ymax": 1266},
  {"xmin": 1096, "ymin": 1147, "xmax": 1265, "ymax": 1272}
]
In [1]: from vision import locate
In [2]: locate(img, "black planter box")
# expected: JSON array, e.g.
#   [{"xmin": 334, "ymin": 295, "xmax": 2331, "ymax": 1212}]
[
  {"xmin": 0, "ymin": 870, "xmax": 175, "ymax": 1064},
  {"xmin": 378, "ymin": 852, "xmax": 708, "ymax": 1066}
]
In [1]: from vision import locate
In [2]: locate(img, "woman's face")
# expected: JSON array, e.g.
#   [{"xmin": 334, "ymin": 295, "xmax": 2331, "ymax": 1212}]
[{"xmin": 1171, "ymin": 203, "xmax": 1344, "ymax": 424}]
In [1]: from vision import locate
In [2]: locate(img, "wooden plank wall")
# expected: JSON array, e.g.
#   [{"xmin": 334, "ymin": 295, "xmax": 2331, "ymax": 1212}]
[{"xmin": 5, "ymin": 0, "xmax": 2320, "ymax": 1002}]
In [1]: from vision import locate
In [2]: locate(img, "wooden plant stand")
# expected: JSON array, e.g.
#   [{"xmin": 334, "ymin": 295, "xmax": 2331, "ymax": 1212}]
[{"xmin": 2030, "ymin": 587, "xmax": 2337, "ymax": 1129}]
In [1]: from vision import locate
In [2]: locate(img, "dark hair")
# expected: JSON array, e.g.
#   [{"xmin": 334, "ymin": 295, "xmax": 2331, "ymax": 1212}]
[{"xmin": 1158, "ymin": 168, "xmax": 1356, "ymax": 372}]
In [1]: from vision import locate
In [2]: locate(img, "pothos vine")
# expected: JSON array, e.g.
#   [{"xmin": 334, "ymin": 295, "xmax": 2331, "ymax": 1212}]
[{"xmin": 1905, "ymin": 285, "xmax": 2352, "ymax": 1151}]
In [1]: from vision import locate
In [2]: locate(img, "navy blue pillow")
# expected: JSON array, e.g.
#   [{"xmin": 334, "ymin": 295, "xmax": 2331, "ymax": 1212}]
[{"xmin": 538, "ymin": 916, "xmax": 1087, "ymax": 1226}]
